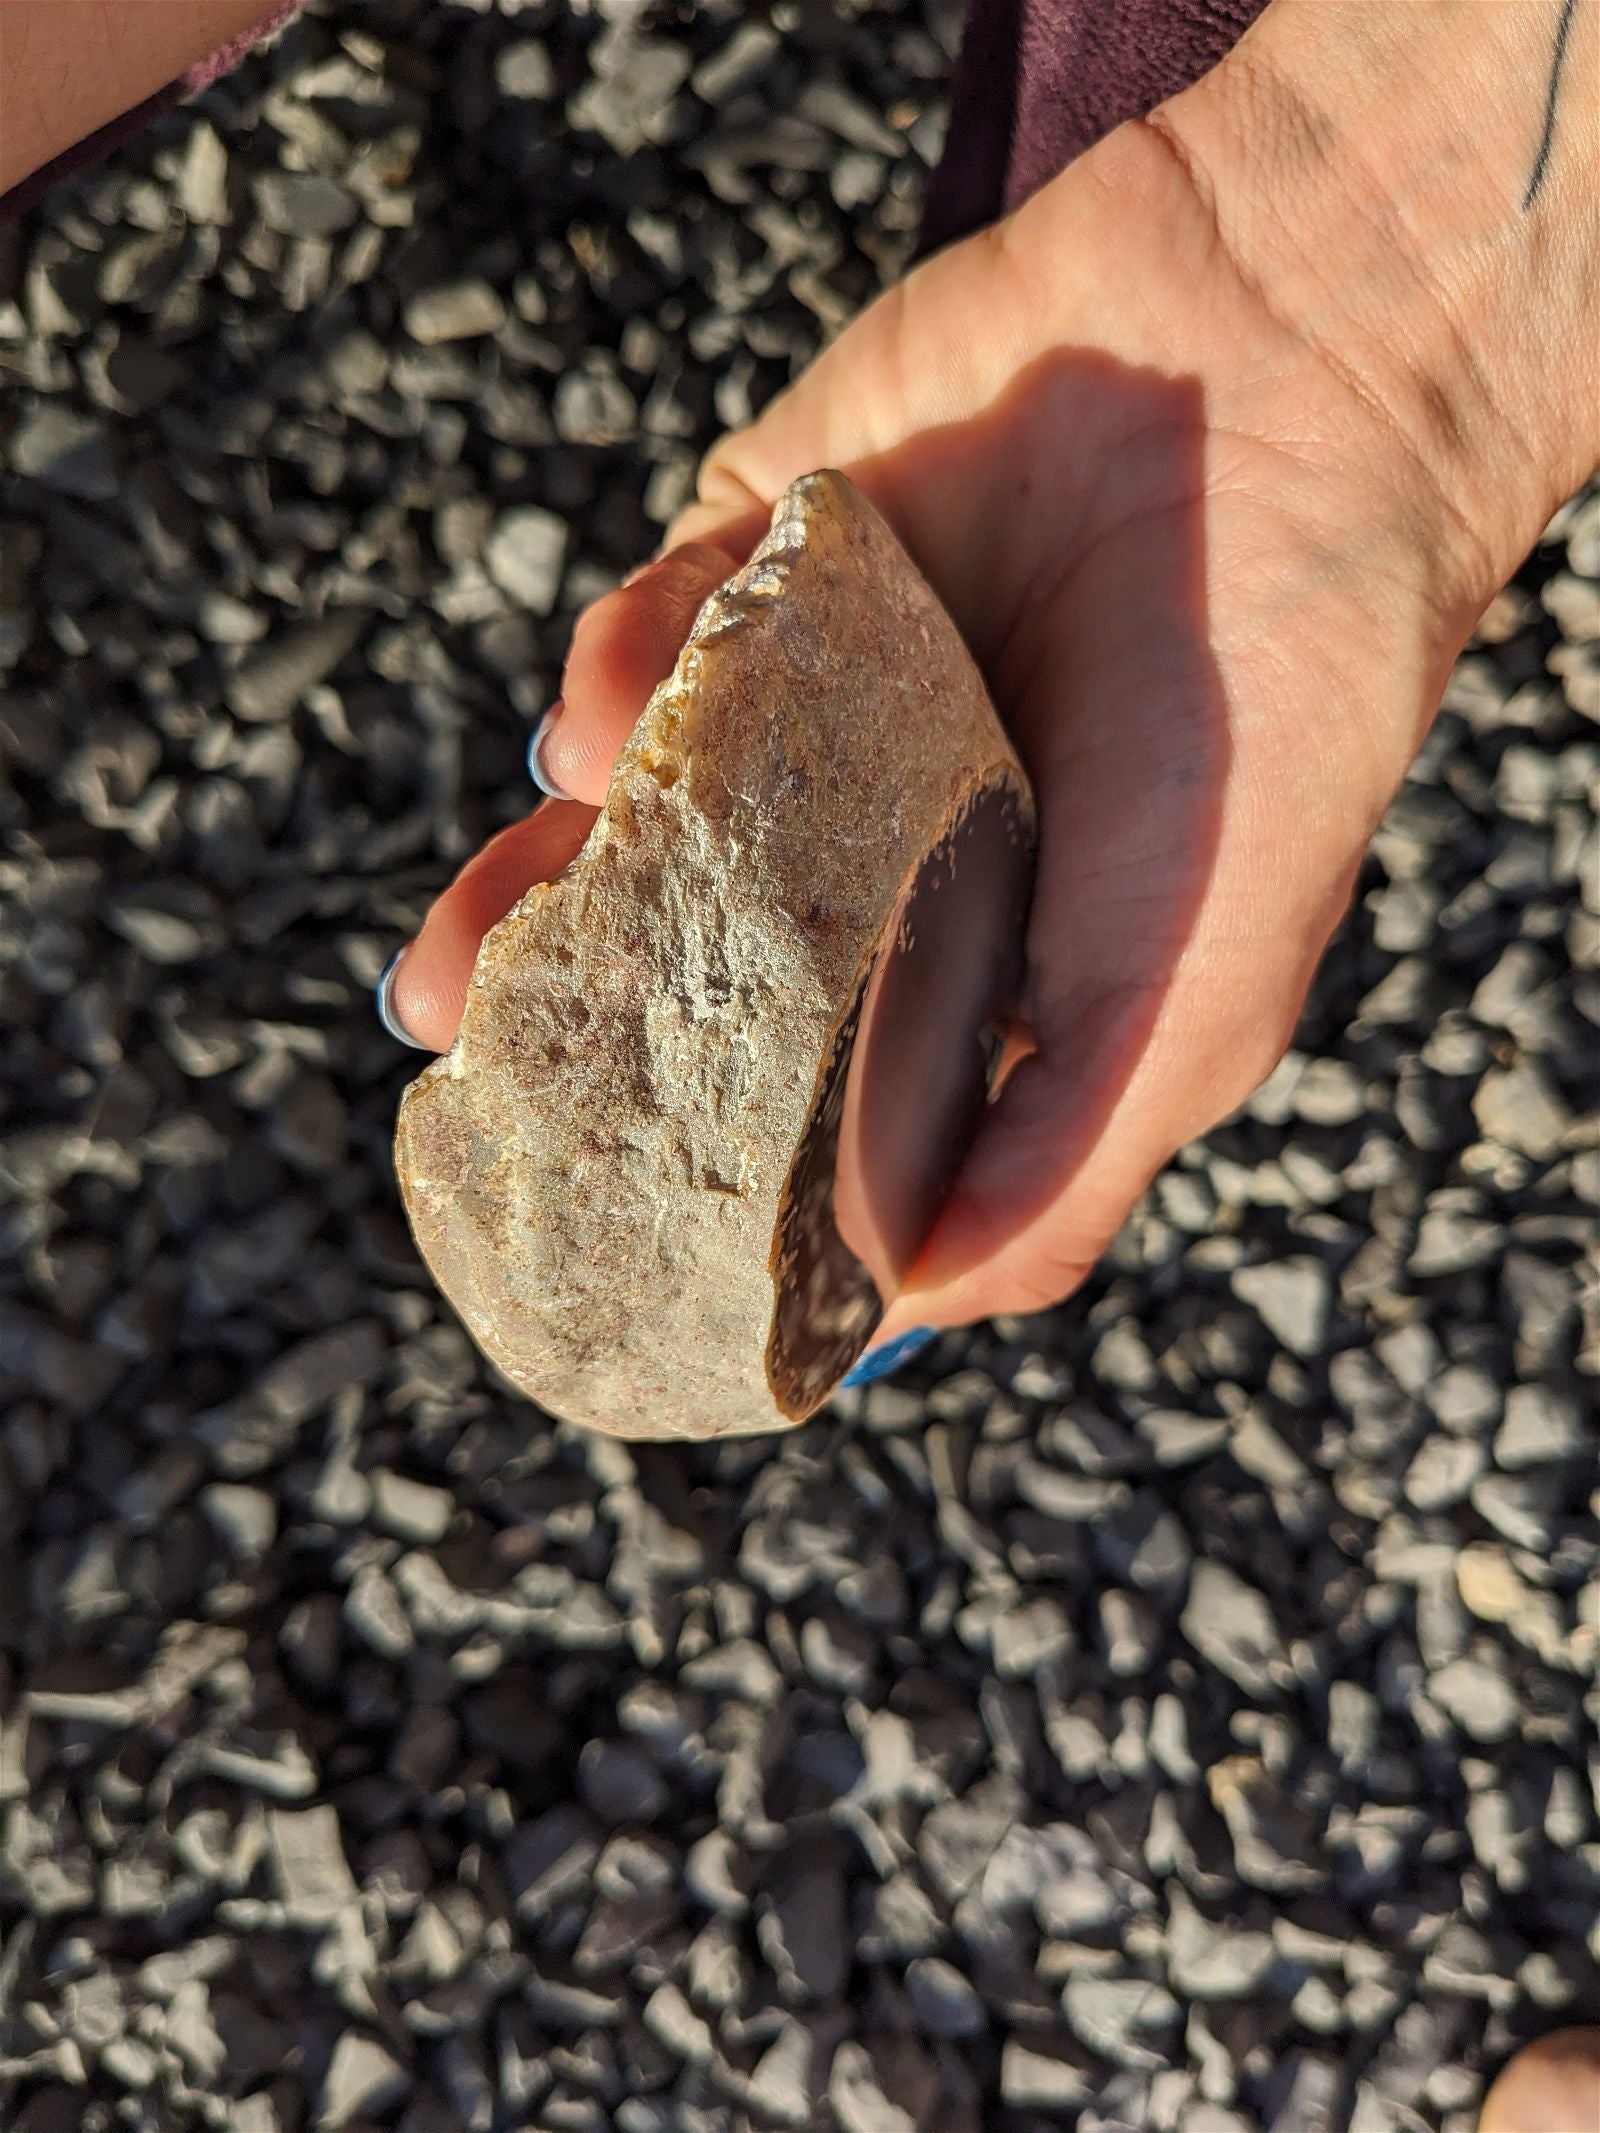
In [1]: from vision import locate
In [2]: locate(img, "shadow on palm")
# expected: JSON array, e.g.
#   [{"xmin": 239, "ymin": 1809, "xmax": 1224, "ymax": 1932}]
[{"xmin": 398, "ymin": 349, "xmax": 1230, "ymax": 1331}]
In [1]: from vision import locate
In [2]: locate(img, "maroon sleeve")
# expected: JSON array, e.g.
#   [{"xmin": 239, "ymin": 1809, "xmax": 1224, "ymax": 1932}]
[
  {"xmin": 8, "ymin": 0, "xmax": 1268, "ymax": 252},
  {"xmin": 919, "ymin": 0, "xmax": 1270, "ymax": 256}
]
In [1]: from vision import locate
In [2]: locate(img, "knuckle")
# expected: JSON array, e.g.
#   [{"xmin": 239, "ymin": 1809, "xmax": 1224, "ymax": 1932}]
[
  {"xmin": 695, "ymin": 444, "xmax": 765, "ymax": 519},
  {"xmin": 1241, "ymin": 1007, "xmax": 1303, "ymax": 1099}
]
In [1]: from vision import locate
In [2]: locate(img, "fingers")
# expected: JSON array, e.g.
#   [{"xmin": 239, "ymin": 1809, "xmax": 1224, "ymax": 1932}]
[
  {"xmin": 884, "ymin": 1039, "xmax": 1165, "ymax": 1334},
  {"xmin": 384, "ymin": 802, "xmax": 598, "ymax": 1052},
  {"xmin": 880, "ymin": 843, "xmax": 1356, "ymax": 1335},
  {"xmin": 388, "ymin": 207, "xmax": 1051, "ymax": 1066},
  {"xmin": 864, "ymin": 489, "xmax": 1382, "ymax": 1338},
  {"xmin": 663, "ymin": 488, "xmax": 774, "ymax": 565},
  {"xmin": 870, "ymin": 968, "xmax": 1171, "ymax": 1339},
  {"xmin": 388, "ymin": 534, "xmax": 760, "ymax": 1054},
  {"xmin": 536, "ymin": 536, "xmax": 761, "ymax": 804},
  {"xmin": 384, "ymin": 521, "xmax": 768, "ymax": 1055},
  {"xmin": 1478, "ymin": 2031, "xmax": 1600, "ymax": 2133}
]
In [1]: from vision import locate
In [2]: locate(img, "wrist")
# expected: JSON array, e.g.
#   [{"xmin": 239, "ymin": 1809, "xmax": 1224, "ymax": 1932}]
[{"xmin": 1156, "ymin": 0, "xmax": 1599, "ymax": 609}]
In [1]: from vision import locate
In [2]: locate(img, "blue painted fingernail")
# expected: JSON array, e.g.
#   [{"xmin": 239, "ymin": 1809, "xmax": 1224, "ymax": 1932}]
[
  {"xmin": 841, "ymin": 1327, "xmax": 938, "ymax": 1387},
  {"xmin": 527, "ymin": 706, "xmax": 572, "ymax": 800},
  {"xmin": 375, "ymin": 947, "xmax": 427, "ymax": 1049}
]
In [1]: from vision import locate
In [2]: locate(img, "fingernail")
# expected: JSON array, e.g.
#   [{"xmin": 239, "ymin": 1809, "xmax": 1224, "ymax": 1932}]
[
  {"xmin": 375, "ymin": 947, "xmax": 428, "ymax": 1049},
  {"xmin": 840, "ymin": 1327, "xmax": 938, "ymax": 1388},
  {"xmin": 527, "ymin": 704, "xmax": 572, "ymax": 801}
]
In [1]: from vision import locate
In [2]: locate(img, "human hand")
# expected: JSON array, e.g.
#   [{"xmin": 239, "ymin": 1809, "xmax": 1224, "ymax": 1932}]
[
  {"xmin": 0, "ymin": 0, "xmax": 279, "ymax": 199},
  {"xmin": 385, "ymin": 0, "xmax": 1598, "ymax": 1346}
]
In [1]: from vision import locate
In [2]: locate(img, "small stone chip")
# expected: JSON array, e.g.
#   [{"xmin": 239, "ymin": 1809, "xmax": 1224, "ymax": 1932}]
[
  {"xmin": 199, "ymin": 1737, "xmax": 317, "ymax": 1799},
  {"xmin": 905, "ymin": 1956, "xmax": 985, "ymax": 2036},
  {"xmin": 225, "ymin": 613, "xmax": 367, "ymax": 724},
  {"xmin": 234, "ymin": 2097, "xmax": 284, "ymax": 2133},
  {"xmin": 1000, "ymin": 2039, "xmax": 1091, "ymax": 2111},
  {"xmin": 199, "ymin": 1482, "xmax": 278, "ymax": 1557},
  {"xmin": 642, "ymin": 1980, "xmax": 714, "ymax": 2062},
  {"xmin": 496, "ymin": 40, "xmax": 556, "ymax": 97},
  {"xmin": 827, "ymin": 2040, "xmax": 917, "ymax": 2133},
  {"xmin": 253, "ymin": 172, "xmax": 359, "ymax": 237},
  {"xmin": 484, "ymin": 505, "xmax": 568, "ymax": 613},
  {"xmin": 1472, "ymin": 1063, "xmax": 1570, "ymax": 1160},
  {"xmin": 1293, "ymin": 1056, "xmax": 1366, "ymax": 1125},
  {"xmin": 1231, "ymin": 1257, "xmax": 1332, "ymax": 1356},
  {"xmin": 569, "ymin": 38, "xmax": 692, "ymax": 154},
  {"xmin": 369, "ymin": 1467, "xmax": 454, "ymax": 1542},
  {"xmin": 1455, "ymin": 1544, "xmax": 1528, "ymax": 1623},
  {"xmin": 1494, "ymin": 1383, "xmax": 1587, "ymax": 1469},
  {"xmin": 1165, "ymin": 1887, "xmax": 1276, "ymax": 1999},
  {"xmin": 9, "ymin": 405, "xmax": 117, "ymax": 499},
  {"xmin": 344, "ymin": 1562, "xmax": 414, "ymax": 1658},
  {"xmin": 164, "ymin": 1979, "xmax": 226, "ymax": 2082},
  {"xmin": 318, "ymin": 2032, "xmax": 410, "ymax": 2129},
  {"xmin": 268, "ymin": 1804, "xmax": 360, "ymax": 1924},
  {"xmin": 1471, "ymin": 1472, "xmax": 1558, "ymax": 1552},
  {"xmin": 404, "ymin": 280, "xmax": 508, "ymax": 345},
  {"xmin": 178, "ymin": 120, "xmax": 231, "ymax": 224},
  {"xmin": 101, "ymin": 2035, "xmax": 160, "ymax": 2088},
  {"xmin": 1429, "ymin": 1656, "xmax": 1521, "ymax": 1742},
  {"xmin": 692, "ymin": 22, "xmax": 781, "ymax": 102},
  {"xmin": 1403, "ymin": 1436, "xmax": 1485, "ymax": 1511},
  {"xmin": 1061, "ymin": 1973, "xmax": 1180, "ymax": 2066},
  {"xmin": 1180, "ymin": 1561, "xmax": 1288, "ymax": 1697},
  {"xmin": 746, "ymin": 2018, "xmax": 816, "ymax": 2121}
]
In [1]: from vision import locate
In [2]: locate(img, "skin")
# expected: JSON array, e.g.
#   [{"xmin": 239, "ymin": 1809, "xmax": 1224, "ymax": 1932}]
[
  {"xmin": 8, "ymin": 4, "xmax": 1599, "ymax": 2124},
  {"xmin": 1478, "ymin": 2029, "xmax": 1600, "ymax": 2133},
  {"xmin": 0, "ymin": 0, "xmax": 277, "ymax": 196},
  {"xmin": 391, "ymin": 0, "xmax": 1600, "ymax": 1352}
]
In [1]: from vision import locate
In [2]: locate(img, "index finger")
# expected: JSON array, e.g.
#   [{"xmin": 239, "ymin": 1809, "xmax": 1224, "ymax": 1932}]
[{"xmin": 537, "ymin": 532, "xmax": 762, "ymax": 805}]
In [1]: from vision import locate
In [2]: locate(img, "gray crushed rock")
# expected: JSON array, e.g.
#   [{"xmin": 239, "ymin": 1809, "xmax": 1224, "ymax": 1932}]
[
  {"xmin": 2, "ymin": 2, "xmax": 1596, "ymax": 2130},
  {"xmin": 484, "ymin": 503, "xmax": 569, "ymax": 613}
]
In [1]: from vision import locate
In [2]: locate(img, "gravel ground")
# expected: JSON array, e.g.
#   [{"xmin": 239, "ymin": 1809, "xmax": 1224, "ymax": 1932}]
[{"xmin": 1, "ymin": 4, "xmax": 1597, "ymax": 2130}]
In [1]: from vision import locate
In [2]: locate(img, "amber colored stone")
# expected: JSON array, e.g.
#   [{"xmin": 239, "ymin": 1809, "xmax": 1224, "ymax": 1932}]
[{"xmin": 396, "ymin": 471, "xmax": 1034, "ymax": 1439}]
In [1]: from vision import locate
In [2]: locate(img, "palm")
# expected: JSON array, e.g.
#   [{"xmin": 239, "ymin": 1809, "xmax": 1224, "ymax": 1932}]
[{"xmin": 394, "ymin": 118, "xmax": 1476, "ymax": 1334}]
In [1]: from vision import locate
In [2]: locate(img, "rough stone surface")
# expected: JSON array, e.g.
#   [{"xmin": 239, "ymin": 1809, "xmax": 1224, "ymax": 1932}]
[{"xmin": 396, "ymin": 472, "xmax": 1033, "ymax": 1438}]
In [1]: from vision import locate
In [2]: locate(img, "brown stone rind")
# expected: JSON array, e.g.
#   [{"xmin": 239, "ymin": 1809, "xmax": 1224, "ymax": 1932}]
[{"xmin": 394, "ymin": 470, "xmax": 1033, "ymax": 1439}]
